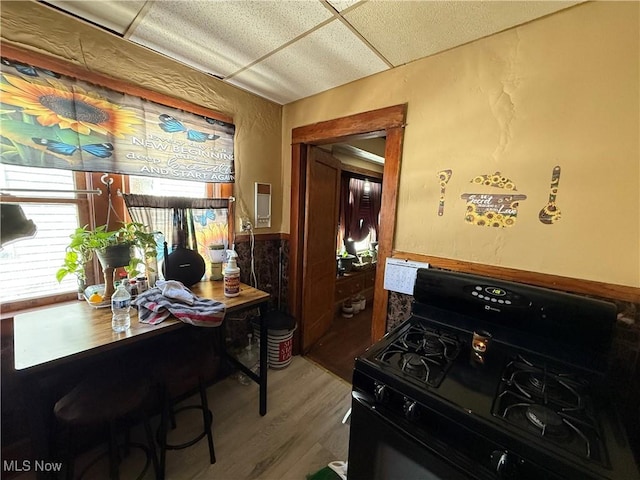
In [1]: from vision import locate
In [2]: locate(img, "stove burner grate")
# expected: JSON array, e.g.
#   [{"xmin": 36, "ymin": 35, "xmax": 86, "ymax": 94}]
[
  {"xmin": 494, "ymin": 355, "xmax": 605, "ymax": 465},
  {"xmin": 504, "ymin": 356, "xmax": 589, "ymax": 409},
  {"xmin": 376, "ymin": 324, "xmax": 461, "ymax": 388}
]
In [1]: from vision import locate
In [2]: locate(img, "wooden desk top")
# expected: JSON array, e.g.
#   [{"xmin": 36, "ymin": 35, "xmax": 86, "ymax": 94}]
[{"xmin": 13, "ymin": 281, "xmax": 270, "ymax": 372}]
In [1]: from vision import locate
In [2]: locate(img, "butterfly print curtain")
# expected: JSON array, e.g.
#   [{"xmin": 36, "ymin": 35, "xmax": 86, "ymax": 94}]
[
  {"xmin": 122, "ymin": 194, "xmax": 231, "ymax": 279},
  {"xmin": 0, "ymin": 57, "xmax": 235, "ymax": 183}
]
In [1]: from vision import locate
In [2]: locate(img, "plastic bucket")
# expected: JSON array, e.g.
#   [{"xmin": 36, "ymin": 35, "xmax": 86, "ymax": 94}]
[
  {"xmin": 252, "ymin": 311, "xmax": 296, "ymax": 369},
  {"xmin": 253, "ymin": 325, "xmax": 296, "ymax": 369}
]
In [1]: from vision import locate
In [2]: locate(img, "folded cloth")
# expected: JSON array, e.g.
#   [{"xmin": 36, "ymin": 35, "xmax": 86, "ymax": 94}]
[
  {"xmin": 155, "ymin": 279, "xmax": 195, "ymax": 305},
  {"xmin": 133, "ymin": 287, "xmax": 225, "ymax": 327}
]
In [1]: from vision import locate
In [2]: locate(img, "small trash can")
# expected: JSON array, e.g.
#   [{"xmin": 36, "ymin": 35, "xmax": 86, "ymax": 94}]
[{"xmin": 252, "ymin": 311, "xmax": 296, "ymax": 369}]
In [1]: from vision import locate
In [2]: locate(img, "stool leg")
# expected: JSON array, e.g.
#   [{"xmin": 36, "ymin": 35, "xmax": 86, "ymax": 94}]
[
  {"xmin": 108, "ymin": 421, "xmax": 120, "ymax": 480},
  {"xmin": 198, "ymin": 379, "xmax": 215, "ymax": 464},
  {"xmin": 59, "ymin": 425, "xmax": 75, "ymax": 480},
  {"xmin": 169, "ymin": 407, "xmax": 177, "ymax": 430},
  {"xmin": 158, "ymin": 390, "xmax": 170, "ymax": 480},
  {"xmin": 123, "ymin": 427, "xmax": 131, "ymax": 458},
  {"xmin": 141, "ymin": 411, "xmax": 160, "ymax": 480}
]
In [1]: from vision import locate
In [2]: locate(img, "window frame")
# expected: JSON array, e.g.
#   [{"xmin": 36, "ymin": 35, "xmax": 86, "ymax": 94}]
[
  {"xmin": 0, "ymin": 171, "xmax": 94, "ymax": 314},
  {"xmin": 1, "ymin": 171, "xmax": 233, "ymax": 314}
]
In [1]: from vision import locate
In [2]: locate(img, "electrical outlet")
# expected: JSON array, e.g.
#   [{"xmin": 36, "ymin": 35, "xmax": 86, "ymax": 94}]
[{"xmin": 242, "ymin": 219, "xmax": 252, "ymax": 231}]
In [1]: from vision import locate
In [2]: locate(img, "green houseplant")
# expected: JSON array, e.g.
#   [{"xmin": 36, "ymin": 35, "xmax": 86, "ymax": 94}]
[{"xmin": 57, "ymin": 222, "xmax": 157, "ymax": 300}]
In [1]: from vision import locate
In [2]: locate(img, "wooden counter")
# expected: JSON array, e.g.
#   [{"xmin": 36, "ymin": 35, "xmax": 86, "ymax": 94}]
[{"xmin": 14, "ymin": 281, "xmax": 269, "ymax": 372}]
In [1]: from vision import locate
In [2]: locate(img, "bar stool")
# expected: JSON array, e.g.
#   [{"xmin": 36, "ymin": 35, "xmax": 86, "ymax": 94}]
[
  {"xmin": 53, "ymin": 369, "xmax": 159, "ymax": 480},
  {"xmin": 154, "ymin": 329, "xmax": 220, "ymax": 479}
]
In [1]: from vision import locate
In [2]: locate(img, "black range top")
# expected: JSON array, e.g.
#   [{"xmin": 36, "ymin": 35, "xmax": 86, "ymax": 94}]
[{"xmin": 352, "ymin": 269, "xmax": 639, "ymax": 480}]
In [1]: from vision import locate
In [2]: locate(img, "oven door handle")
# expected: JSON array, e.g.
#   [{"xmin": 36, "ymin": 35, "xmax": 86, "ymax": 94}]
[
  {"xmin": 352, "ymin": 390, "xmax": 384, "ymax": 413},
  {"xmin": 352, "ymin": 390, "xmax": 373, "ymax": 406}
]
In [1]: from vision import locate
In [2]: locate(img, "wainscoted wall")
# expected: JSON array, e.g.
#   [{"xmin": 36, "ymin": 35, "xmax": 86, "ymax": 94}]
[
  {"xmin": 224, "ymin": 235, "xmax": 289, "ymax": 351},
  {"xmin": 386, "ymin": 282, "xmax": 640, "ymax": 462}
]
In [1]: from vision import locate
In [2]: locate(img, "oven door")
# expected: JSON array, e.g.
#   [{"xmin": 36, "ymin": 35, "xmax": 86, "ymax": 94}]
[{"xmin": 347, "ymin": 392, "xmax": 493, "ymax": 480}]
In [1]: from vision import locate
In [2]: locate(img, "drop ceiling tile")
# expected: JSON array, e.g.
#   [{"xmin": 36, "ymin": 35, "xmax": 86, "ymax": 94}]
[
  {"xmin": 228, "ymin": 19, "xmax": 388, "ymax": 104},
  {"xmin": 45, "ymin": 0, "xmax": 145, "ymax": 34},
  {"xmin": 344, "ymin": 1, "xmax": 581, "ymax": 67},
  {"xmin": 327, "ymin": 0, "xmax": 363, "ymax": 13},
  {"xmin": 128, "ymin": 0, "xmax": 333, "ymax": 78}
]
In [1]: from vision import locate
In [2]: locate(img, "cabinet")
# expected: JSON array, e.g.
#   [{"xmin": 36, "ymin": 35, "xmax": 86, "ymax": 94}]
[{"xmin": 334, "ymin": 267, "xmax": 376, "ymax": 313}]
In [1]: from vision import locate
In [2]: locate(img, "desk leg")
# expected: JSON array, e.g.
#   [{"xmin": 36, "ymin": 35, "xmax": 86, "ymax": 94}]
[
  {"xmin": 259, "ymin": 302, "xmax": 268, "ymax": 416},
  {"xmin": 20, "ymin": 376, "xmax": 55, "ymax": 480}
]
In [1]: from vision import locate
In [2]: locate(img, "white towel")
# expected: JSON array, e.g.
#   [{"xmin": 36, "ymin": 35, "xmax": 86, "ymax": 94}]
[{"xmin": 155, "ymin": 280, "xmax": 194, "ymax": 305}]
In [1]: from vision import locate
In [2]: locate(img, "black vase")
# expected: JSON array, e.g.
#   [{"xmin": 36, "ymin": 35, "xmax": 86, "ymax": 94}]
[{"xmin": 163, "ymin": 244, "xmax": 205, "ymax": 287}]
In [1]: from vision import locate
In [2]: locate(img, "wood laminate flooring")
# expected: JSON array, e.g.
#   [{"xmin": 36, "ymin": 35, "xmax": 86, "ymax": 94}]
[
  {"xmin": 15, "ymin": 357, "xmax": 352, "ymax": 480},
  {"xmin": 306, "ymin": 306, "xmax": 373, "ymax": 384}
]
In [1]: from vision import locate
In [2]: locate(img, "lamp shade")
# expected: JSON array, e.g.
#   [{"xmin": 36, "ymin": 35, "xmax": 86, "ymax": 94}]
[{"xmin": 1, "ymin": 204, "xmax": 37, "ymax": 248}]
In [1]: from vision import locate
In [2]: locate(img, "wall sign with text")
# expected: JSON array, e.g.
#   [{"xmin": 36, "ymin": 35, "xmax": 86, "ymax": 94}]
[
  {"xmin": 0, "ymin": 57, "xmax": 235, "ymax": 183},
  {"xmin": 462, "ymin": 171, "xmax": 527, "ymax": 228}
]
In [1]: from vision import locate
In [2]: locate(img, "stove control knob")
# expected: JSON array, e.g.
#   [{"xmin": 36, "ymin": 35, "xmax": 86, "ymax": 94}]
[
  {"xmin": 403, "ymin": 398, "xmax": 419, "ymax": 421},
  {"xmin": 491, "ymin": 450, "xmax": 517, "ymax": 478},
  {"xmin": 373, "ymin": 383, "xmax": 388, "ymax": 404}
]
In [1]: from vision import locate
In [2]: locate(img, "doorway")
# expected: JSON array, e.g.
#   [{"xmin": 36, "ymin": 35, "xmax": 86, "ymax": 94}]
[
  {"xmin": 306, "ymin": 139, "xmax": 384, "ymax": 382},
  {"xmin": 288, "ymin": 104, "xmax": 406, "ymax": 368}
]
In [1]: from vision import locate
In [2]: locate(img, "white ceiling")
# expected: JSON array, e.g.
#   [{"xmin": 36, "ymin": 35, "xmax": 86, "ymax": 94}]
[{"xmin": 42, "ymin": 0, "xmax": 580, "ymax": 105}]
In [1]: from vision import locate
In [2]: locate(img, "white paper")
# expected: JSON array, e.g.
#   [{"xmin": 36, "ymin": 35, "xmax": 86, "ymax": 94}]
[{"xmin": 383, "ymin": 258, "xmax": 430, "ymax": 295}]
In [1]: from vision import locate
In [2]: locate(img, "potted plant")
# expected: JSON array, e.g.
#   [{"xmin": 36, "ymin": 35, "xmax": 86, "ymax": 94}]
[
  {"xmin": 56, "ymin": 222, "xmax": 157, "ymax": 300},
  {"xmin": 336, "ymin": 251, "xmax": 356, "ymax": 273}
]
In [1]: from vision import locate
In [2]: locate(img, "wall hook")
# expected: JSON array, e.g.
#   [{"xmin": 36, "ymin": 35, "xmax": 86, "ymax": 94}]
[{"xmin": 100, "ymin": 173, "xmax": 114, "ymax": 186}]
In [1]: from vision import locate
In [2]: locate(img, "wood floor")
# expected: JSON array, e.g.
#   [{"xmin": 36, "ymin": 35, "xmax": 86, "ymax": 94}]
[
  {"xmin": 15, "ymin": 357, "xmax": 352, "ymax": 480},
  {"xmin": 306, "ymin": 306, "xmax": 373, "ymax": 384}
]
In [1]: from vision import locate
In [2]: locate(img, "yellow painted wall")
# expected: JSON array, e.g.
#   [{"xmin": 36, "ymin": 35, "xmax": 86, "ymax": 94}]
[
  {"xmin": 2, "ymin": 1, "xmax": 638, "ymax": 287},
  {"xmin": 0, "ymin": 0, "xmax": 283, "ymax": 234},
  {"xmin": 282, "ymin": 2, "xmax": 639, "ymax": 288}
]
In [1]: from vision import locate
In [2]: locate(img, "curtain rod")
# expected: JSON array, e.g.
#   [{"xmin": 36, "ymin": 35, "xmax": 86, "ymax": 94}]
[{"xmin": 0, "ymin": 187, "xmax": 102, "ymax": 195}]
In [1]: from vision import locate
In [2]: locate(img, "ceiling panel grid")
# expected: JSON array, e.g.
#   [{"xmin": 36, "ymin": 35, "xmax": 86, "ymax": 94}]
[{"xmin": 41, "ymin": 0, "xmax": 582, "ymax": 104}]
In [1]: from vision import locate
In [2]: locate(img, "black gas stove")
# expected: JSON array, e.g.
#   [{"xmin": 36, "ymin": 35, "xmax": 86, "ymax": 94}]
[{"xmin": 347, "ymin": 269, "xmax": 639, "ymax": 480}]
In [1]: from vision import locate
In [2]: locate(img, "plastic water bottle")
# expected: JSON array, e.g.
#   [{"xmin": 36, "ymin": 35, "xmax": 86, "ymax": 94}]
[
  {"xmin": 111, "ymin": 282, "xmax": 131, "ymax": 333},
  {"xmin": 237, "ymin": 333, "xmax": 259, "ymax": 385}
]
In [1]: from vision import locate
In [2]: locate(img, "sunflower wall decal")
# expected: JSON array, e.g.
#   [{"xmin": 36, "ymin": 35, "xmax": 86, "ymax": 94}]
[
  {"xmin": 461, "ymin": 171, "xmax": 527, "ymax": 228},
  {"xmin": 0, "ymin": 57, "xmax": 236, "ymax": 183}
]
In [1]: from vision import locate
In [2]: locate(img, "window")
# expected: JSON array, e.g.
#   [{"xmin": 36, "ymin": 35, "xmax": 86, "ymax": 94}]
[
  {"xmin": 0, "ymin": 165, "xmax": 88, "ymax": 308},
  {"xmin": 0, "ymin": 168, "xmax": 232, "ymax": 310},
  {"xmin": 127, "ymin": 175, "xmax": 225, "ymax": 198},
  {"xmin": 338, "ymin": 175, "xmax": 382, "ymax": 256},
  {"xmin": 125, "ymin": 176, "xmax": 231, "ymax": 282},
  {"xmin": 128, "ymin": 175, "xmax": 206, "ymax": 197}
]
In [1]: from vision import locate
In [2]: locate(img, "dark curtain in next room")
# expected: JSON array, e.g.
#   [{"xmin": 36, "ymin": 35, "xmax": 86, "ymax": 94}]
[{"xmin": 338, "ymin": 177, "xmax": 382, "ymax": 253}]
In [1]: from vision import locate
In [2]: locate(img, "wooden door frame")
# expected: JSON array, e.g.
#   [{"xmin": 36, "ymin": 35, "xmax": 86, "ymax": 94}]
[{"xmin": 289, "ymin": 104, "xmax": 407, "ymax": 347}]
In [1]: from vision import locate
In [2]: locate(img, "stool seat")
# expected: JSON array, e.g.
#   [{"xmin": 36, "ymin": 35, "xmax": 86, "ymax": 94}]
[
  {"xmin": 54, "ymin": 374, "xmax": 150, "ymax": 426},
  {"xmin": 53, "ymin": 369, "xmax": 159, "ymax": 480}
]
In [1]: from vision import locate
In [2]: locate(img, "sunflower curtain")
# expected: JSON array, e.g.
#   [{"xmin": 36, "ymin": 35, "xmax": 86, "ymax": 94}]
[{"xmin": 0, "ymin": 57, "xmax": 235, "ymax": 182}]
